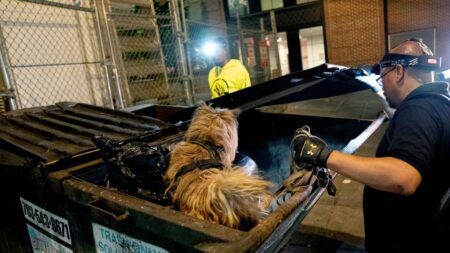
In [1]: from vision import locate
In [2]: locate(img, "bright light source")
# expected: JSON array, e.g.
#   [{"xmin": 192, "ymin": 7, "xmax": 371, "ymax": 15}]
[
  {"xmin": 277, "ymin": 37, "xmax": 282, "ymax": 42},
  {"xmin": 201, "ymin": 41, "xmax": 218, "ymax": 56},
  {"xmin": 440, "ymin": 69, "xmax": 450, "ymax": 80}
]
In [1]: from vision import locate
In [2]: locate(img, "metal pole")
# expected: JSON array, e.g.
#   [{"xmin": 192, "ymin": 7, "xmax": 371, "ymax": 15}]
[
  {"xmin": 259, "ymin": 18, "xmax": 265, "ymax": 40},
  {"xmin": 0, "ymin": 26, "xmax": 19, "ymax": 110},
  {"xmin": 236, "ymin": 9, "xmax": 248, "ymax": 68},
  {"xmin": 260, "ymin": 17, "xmax": 270, "ymax": 81},
  {"xmin": 101, "ymin": 0, "xmax": 126, "ymax": 109},
  {"xmin": 170, "ymin": 0, "xmax": 193, "ymax": 105},
  {"xmin": 270, "ymin": 10, "xmax": 281, "ymax": 77},
  {"xmin": 179, "ymin": 0, "xmax": 195, "ymax": 103},
  {"xmin": 149, "ymin": 2, "xmax": 170, "ymax": 95},
  {"xmin": 92, "ymin": 0, "xmax": 115, "ymax": 108},
  {"xmin": 235, "ymin": 40, "xmax": 243, "ymax": 63}
]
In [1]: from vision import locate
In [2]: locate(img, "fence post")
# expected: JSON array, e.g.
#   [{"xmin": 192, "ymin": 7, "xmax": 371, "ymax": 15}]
[
  {"xmin": 179, "ymin": 0, "xmax": 195, "ymax": 104},
  {"xmin": 92, "ymin": 0, "xmax": 122, "ymax": 109},
  {"xmin": 236, "ymin": 9, "xmax": 248, "ymax": 68},
  {"xmin": 0, "ymin": 29, "xmax": 19, "ymax": 110},
  {"xmin": 270, "ymin": 10, "xmax": 281, "ymax": 78},
  {"xmin": 95, "ymin": 1, "xmax": 114, "ymax": 109},
  {"xmin": 170, "ymin": 0, "xmax": 194, "ymax": 105},
  {"xmin": 260, "ymin": 17, "xmax": 270, "ymax": 82}
]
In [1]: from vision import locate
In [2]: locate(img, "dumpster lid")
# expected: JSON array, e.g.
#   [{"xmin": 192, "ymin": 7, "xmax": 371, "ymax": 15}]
[
  {"xmin": 215, "ymin": 64, "xmax": 369, "ymax": 109},
  {"xmin": 165, "ymin": 63, "xmax": 370, "ymax": 122},
  {"xmin": 0, "ymin": 102, "xmax": 175, "ymax": 164}
]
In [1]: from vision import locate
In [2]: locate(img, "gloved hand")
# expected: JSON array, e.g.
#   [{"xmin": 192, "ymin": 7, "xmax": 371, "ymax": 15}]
[{"xmin": 291, "ymin": 126, "xmax": 332, "ymax": 168}]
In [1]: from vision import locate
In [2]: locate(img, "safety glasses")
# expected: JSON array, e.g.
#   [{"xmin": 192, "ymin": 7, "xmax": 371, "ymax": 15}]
[{"xmin": 376, "ymin": 67, "xmax": 396, "ymax": 85}]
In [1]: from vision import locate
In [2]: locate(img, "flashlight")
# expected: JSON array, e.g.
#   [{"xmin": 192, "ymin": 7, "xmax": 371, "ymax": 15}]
[{"xmin": 201, "ymin": 41, "xmax": 219, "ymax": 57}]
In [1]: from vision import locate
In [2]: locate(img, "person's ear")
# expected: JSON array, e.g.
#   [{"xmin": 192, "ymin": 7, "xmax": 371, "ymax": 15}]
[{"xmin": 395, "ymin": 64, "xmax": 405, "ymax": 83}]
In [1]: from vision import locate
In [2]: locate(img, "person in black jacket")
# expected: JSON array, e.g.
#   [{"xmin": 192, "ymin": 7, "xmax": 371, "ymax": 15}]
[{"xmin": 293, "ymin": 39, "xmax": 450, "ymax": 252}]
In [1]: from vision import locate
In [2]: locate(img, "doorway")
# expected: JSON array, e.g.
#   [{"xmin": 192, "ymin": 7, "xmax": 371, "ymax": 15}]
[{"xmin": 299, "ymin": 26, "xmax": 326, "ymax": 70}]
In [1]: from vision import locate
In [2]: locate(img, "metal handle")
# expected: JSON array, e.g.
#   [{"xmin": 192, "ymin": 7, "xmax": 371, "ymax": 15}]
[{"xmin": 88, "ymin": 199, "xmax": 130, "ymax": 222}]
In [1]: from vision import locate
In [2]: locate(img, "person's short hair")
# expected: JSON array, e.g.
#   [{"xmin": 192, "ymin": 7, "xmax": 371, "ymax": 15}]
[
  {"xmin": 400, "ymin": 38, "xmax": 437, "ymax": 82},
  {"xmin": 372, "ymin": 39, "xmax": 440, "ymax": 76},
  {"xmin": 403, "ymin": 38, "xmax": 434, "ymax": 56},
  {"xmin": 400, "ymin": 38, "xmax": 434, "ymax": 80}
]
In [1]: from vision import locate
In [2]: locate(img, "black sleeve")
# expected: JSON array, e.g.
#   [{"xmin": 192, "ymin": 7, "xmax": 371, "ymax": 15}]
[{"xmin": 386, "ymin": 105, "xmax": 439, "ymax": 177}]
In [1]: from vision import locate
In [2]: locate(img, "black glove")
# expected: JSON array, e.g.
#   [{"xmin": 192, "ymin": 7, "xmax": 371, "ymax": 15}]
[{"xmin": 292, "ymin": 126, "xmax": 332, "ymax": 168}]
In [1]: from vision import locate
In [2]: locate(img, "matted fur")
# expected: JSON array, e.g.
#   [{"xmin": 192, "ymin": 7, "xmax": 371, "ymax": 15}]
[{"xmin": 165, "ymin": 104, "xmax": 273, "ymax": 229}]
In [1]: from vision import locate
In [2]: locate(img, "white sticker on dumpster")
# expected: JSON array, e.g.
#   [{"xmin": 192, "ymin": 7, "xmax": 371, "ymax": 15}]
[
  {"xmin": 92, "ymin": 223, "xmax": 169, "ymax": 253},
  {"xmin": 27, "ymin": 224, "xmax": 73, "ymax": 253},
  {"xmin": 20, "ymin": 197, "xmax": 72, "ymax": 245}
]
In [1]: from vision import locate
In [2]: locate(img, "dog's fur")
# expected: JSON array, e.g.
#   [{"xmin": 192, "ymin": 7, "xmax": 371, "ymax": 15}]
[{"xmin": 165, "ymin": 105, "xmax": 273, "ymax": 229}]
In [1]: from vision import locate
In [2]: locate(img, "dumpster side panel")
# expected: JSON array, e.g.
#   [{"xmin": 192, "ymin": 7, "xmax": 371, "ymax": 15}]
[
  {"xmin": 0, "ymin": 145, "xmax": 76, "ymax": 252},
  {"xmin": 60, "ymin": 177, "xmax": 245, "ymax": 253}
]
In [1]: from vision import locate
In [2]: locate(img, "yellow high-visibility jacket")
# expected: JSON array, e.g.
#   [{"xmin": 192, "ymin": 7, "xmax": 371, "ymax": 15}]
[{"xmin": 208, "ymin": 59, "xmax": 251, "ymax": 99}]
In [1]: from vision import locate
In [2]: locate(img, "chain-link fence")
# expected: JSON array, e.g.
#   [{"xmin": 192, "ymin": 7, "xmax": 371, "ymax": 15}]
[
  {"xmin": 185, "ymin": 13, "xmax": 281, "ymax": 102},
  {"xmin": 0, "ymin": 0, "xmax": 111, "ymax": 110},
  {"xmin": 0, "ymin": 0, "xmax": 282, "ymax": 111},
  {"xmin": 157, "ymin": 9, "xmax": 191, "ymax": 105},
  {"xmin": 107, "ymin": 2, "xmax": 191, "ymax": 106}
]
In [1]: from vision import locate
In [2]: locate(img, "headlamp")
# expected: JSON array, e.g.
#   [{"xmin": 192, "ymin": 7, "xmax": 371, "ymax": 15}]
[
  {"xmin": 371, "ymin": 53, "xmax": 442, "ymax": 75},
  {"xmin": 201, "ymin": 38, "xmax": 227, "ymax": 57},
  {"xmin": 201, "ymin": 41, "xmax": 219, "ymax": 57}
]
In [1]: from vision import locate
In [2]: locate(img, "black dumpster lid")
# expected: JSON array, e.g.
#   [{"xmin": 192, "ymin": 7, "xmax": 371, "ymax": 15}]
[
  {"xmin": 213, "ymin": 64, "xmax": 369, "ymax": 108},
  {"xmin": 0, "ymin": 64, "xmax": 369, "ymax": 163},
  {"xmin": 165, "ymin": 63, "xmax": 370, "ymax": 122},
  {"xmin": 0, "ymin": 102, "xmax": 174, "ymax": 163}
]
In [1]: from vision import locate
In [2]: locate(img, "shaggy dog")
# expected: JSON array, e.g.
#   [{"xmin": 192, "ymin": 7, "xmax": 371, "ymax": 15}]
[{"xmin": 164, "ymin": 105, "xmax": 273, "ymax": 229}]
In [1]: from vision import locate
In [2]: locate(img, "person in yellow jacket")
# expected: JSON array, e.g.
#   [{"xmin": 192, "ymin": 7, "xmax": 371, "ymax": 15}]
[{"xmin": 208, "ymin": 38, "xmax": 251, "ymax": 99}]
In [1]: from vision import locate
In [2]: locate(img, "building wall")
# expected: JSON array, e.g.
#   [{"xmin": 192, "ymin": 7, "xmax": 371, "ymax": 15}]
[
  {"xmin": 204, "ymin": 0, "xmax": 226, "ymax": 27},
  {"xmin": 388, "ymin": 0, "xmax": 450, "ymax": 69},
  {"xmin": 323, "ymin": 0, "xmax": 385, "ymax": 67},
  {"xmin": 323, "ymin": 0, "xmax": 450, "ymax": 69}
]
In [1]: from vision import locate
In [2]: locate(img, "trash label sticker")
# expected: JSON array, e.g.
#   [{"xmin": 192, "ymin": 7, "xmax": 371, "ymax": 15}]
[
  {"xmin": 27, "ymin": 224, "xmax": 73, "ymax": 253},
  {"xmin": 20, "ymin": 197, "xmax": 72, "ymax": 245},
  {"xmin": 92, "ymin": 223, "xmax": 169, "ymax": 253}
]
